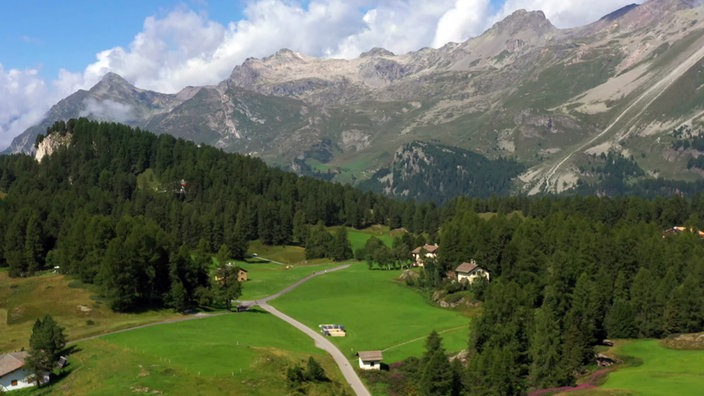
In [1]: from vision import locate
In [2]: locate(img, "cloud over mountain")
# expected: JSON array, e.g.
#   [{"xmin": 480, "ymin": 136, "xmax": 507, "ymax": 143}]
[{"xmin": 0, "ymin": 0, "xmax": 643, "ymax": 150}]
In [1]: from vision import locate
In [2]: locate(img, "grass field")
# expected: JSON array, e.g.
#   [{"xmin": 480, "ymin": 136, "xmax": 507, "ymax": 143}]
[
  {"xmin": 344, "ymin": 226, "xmax": 395, "ymax": 253},
  {"xmin": 0, "ymin": 271, "xmax": 179, "ymax": 353},
  {"xmin": 270, "ymin": 263, "xmax": 471, "ymax": 364},
  {"xmin": 595, "ymin": 339, "xmax": 704, "ymax": 395},
  {"xmin": 246, "ymin": 240, "xmax": 307, "ymax": 264},
  {"xmin": 2, "ymin": 235, "xmax": 471, "ymax": 394},
  {"xmin": 34, "ymin": 313, "xmax": 350, "ymax": 395},
  {"xmin": 238, "ymin": 261, "xmax": 343, "ymax": 300}
]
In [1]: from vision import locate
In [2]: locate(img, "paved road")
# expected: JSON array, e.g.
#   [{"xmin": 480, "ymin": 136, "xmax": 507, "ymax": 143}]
[
  {"xmin": 68, "ymin": 263, "xmax": 370, "ymax": 395},
  {"xmin": 242, "ymin": 263, "xmax": 372, "ymax": 396},
  {"xmin": 259, "ymin": 301, "xmax": 371, "ymax": 396},
  {"xmin": 241, "ymin": 264, "xmax": 350, "ymax": 305}
]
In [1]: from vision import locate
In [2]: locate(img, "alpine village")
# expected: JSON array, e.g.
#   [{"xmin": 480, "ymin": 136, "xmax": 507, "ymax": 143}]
[{"xmin": 4, "ymin": 1, "xmax": 704, "ymax": 395}]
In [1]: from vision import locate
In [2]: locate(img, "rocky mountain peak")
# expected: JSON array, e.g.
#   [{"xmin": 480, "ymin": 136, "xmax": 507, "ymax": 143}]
[
  {"xmin": 491, "ymin": 9, "xmax": 555, "ymax": 37},
  {"xmin": 266, "ymin": 48, "xmax": 306, "ymax": 65},
  {"xmin": 93, "ymin": 72, "xmax": 132, "ymax": 89},
  {"xmin": 598, "ymin": 3, "xmax": 639, "ymax": 22},
  {"xmin": 596, "ymin": 0, "xmax": 703, "ymax": 31},
  {"xmin": 89, "ymin": 72, "xmax": 139, "ymax": 98},
  {"xmin": 360, "ymin": 47, "xmax": 395, "ymax": 58}
]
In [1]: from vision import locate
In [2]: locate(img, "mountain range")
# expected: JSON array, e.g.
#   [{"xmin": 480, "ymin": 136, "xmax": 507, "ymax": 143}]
[{"xmin": 6, "ymin": 0, "xmax": 704, "ymax": 200}]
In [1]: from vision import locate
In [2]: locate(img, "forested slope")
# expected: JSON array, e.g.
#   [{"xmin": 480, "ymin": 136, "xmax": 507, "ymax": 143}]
[
  {"xmin": 0, "ymin": 118, "xmax": 428, "ymax": 311},
  {"xmin": 2, "ymin": 119, "xmax": 704, "ymax": 394},
  {"xmin": 433, "ymin": 196, "xmax": 704, "ymax": 393}
]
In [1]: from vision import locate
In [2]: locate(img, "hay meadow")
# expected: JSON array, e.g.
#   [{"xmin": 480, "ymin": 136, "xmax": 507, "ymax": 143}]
[
  {"xmin": 271, "ymin": 263, "xmax": 471, "ymax": 363},
  {"xmin": 597, "ymin": 339, "xmax": 704, "ymax": 395}
]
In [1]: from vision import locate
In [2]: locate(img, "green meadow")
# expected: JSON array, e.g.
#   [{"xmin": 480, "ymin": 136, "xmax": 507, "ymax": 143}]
[
  {"xmin": 270, "ymin": 263, "xmax": 471, "ymax": 363},
  {"xmin": 344, "ymin": 225, "xmax": 395, "ymax": 252},
  {"xmin": 246, "ymin": 240, "xmax": 307, "ymax": 263},
  {"xmin": 596, "ymin": 339, "xmax": 704, "ymax": 396},
  {"xmin": 237, "ymin": 261, "xmax": 343, "ymax": 300},
  {"xmin": 3, "ymin": 230, "xmax": 473, "ymax": 394},
  {"xmin": 26, "ymin": 261, "xmax": 472, "ymax": 394},
  {"xmin": 40, "ymin": 313, "xmax": 350, "ymax": 395}
]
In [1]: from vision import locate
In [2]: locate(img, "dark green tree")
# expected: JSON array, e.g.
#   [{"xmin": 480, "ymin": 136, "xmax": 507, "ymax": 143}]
[
  {"xmin": 24, "ymin": 212, "xmax": 44, "ymax": 275},
  {"xmin": 605, "ymin": 298, "xmax": 637, "ymax": 338},
  {"xmin": 529, "ymin": 286, "xmax": 571, "ymax": 388},
  {"xmin": 25, "ymin": 314, "xmax": 66, "ymax": 385},
  {"xmin": 306, "ymin": 356, "xmax": 327, "ymax": 382},
  {"xmin": 292, "ymin": 209, "xmax": 309, "ymax": 246},
  {"xmin": 305, "ymin": 222, "xmax": 333, "ymax": 260},
  {"xmin": 213, "ymin": 263, "xmax": 243, "ymax": 311},
  {"xmin": 331, "ymin": 226, "xmax": 352, "ymax": 261},
  {"xmin": 4, "ymin": 209, "xmax": 28, "ymax": 277},
  {"xmin": 419, "ymin": 330, "xmax": 456, "ymax": 396}
]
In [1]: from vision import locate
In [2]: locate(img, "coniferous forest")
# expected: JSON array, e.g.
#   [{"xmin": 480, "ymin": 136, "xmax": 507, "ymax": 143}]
[
  {"xmin": 0, "ymin": 118, "xmax": 416, "ymax": 311},
  {"xmin": 1, "ymin": 119, "xmax": 704, "ymax": 394}
]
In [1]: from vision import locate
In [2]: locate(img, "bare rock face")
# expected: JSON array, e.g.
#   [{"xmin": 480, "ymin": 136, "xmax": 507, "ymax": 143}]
[
  {"xmin": 35, "ymin": 133, "xmax": 71, "ymax": 163},
  {"xmin": 8, "ymin": 0, "xmax": 704, "ymax": 197}
]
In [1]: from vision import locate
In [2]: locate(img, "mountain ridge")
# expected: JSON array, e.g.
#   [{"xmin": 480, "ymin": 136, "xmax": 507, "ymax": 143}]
[{"xmin": 6, "ymin": 0, "xmax": 704, "ymax": 199}]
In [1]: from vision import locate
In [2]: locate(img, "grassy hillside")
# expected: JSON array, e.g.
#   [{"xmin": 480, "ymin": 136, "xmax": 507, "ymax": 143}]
[
  {"xmin": 36, "ymin": 314, "xmax": 349, "ymax": 395},
  {"xmin": 271, "ymin": 263, "xmax": 472, "ymax": 364},
  {"xmin": 597, "ymin": 339, "xmax": 704, "ymax": 395},
  {"xmin": 343, "ymin": 225, "xmax": 395, "ymax": 253},
  {"xmin": 0, "ymin": 270, "xmax": 178, "ymax": 353},
  {"xmin": 237, "ymin": 261, "xmax": 343, "ymax": 300}
]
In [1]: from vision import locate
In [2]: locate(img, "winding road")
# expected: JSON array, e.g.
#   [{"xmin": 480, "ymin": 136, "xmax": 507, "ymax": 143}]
[
  {"xmin": 240, "ymin": 263, "xmax": 371, "ymax": 396},
  {"xmin": 69, "ymin": 263, "xmax": 370, "ymax": 395}
]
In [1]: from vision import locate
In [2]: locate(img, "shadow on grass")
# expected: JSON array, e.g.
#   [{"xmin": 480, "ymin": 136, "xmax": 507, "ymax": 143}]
[{"xmin": 243, "ymin": 307, "xmax": 270, "ymax": 315}]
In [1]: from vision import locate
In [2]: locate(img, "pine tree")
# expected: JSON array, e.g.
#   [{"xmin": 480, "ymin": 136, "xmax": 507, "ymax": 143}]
[
  {"xmin": 529, "ymin": 286, "xmax": 571, "ymax": 388},
  {"xmin": 4, "ymin": 210, "xmax": 27, "ymax": 277},
  {"xmin": 419, "ymin": 331, "xmax": 455, "ymax": 396},
  {"xmin": 25, "ymin": 315, "xmax": 66, "ymax": 385},
  {"xmin": 561, "ymin": 273, "xmax": 597, "ymax": 374},
  {"xmin": 24, "ymin": 212, "xmax": 44, "ymax": 275},
  {"xmin": 331, "ymin": 226, "xmax": 352, "ymax": 261},
  {"xmin": 213, "ymin": 263, "xmax": 243, "ymax": 311}
]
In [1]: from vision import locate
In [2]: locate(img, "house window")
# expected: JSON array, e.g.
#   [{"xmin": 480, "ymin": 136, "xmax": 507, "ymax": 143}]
[{"xmin": 11, "ymin": 379, "xmax": 18, "ymax": 386}]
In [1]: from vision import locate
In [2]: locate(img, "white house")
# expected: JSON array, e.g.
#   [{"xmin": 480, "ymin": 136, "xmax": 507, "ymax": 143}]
[
  {"xmin": 455, "ymin": 260, "xmax": 490, "ymax": 284},
  {"xmin": 357, "ymin": 350, "xmax": 383, "ymax": 370},
  {"xmin": 0, "ymin": 351, "xmax": 48, "ymax": 392},
  {"xmin": 411, "ymin": 244, "xmax": 439, "ymax": 267}
]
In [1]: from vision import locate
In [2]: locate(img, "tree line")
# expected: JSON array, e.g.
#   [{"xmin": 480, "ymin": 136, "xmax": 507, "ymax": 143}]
[
  {"xmin": 2, "ymin": 119, "xmax": 704, "ymax": 394},
  {"xmin": 0, "ymin": 118, "xmax": 433, "ymax": 311},
  {"xmin": 434, "ymin": 197, "xmax": 704, "ymax": 394}
]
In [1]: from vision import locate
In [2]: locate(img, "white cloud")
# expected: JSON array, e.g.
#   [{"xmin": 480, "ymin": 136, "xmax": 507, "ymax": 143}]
[
  {"xmin": 332, "ymin": 1, "xmax": 461, "ymax": 58},
  {"xmin": 495, "ymin": 0, "xmax": 643, "ymax": 28},
  {"xmin": 0, "ymin": 65, "xmax": 53, "ymax": 150},
  {"xmin": 0, "ymin": 0, "xmax": 646, "ymax": 150},
  {"xmin": 79, "ymin": 99, "xmax": 134, "ymax": 124},
  {"xmin": 433, "ymin": 0, "xmax": 491, "ymax": 48}
]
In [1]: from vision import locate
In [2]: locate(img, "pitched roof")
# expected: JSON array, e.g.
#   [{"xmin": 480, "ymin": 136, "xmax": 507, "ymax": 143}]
[
  {"xmin": 358, "ymin": 350, "xmax": 383, "ymax": 361},
  {"xmin": 0, "ymin": 351, "xmax": 28, "ymax": 377},
  {"xmin": 455, "ymin": 261, "xmax": 479, "ymax": 274},
  {"xmin": 412, "ymin": 244, "xmax": 439, "ymax": 254}
]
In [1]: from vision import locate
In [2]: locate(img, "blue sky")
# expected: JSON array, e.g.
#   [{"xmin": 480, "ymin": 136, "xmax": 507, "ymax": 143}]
[
  {"xmin": 0, "ymin": 0, "xmax": 642, "ymax": 150},
  {"xmin": 0, "ymin": 1, "xmax": 244, "ymax": 80}
]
